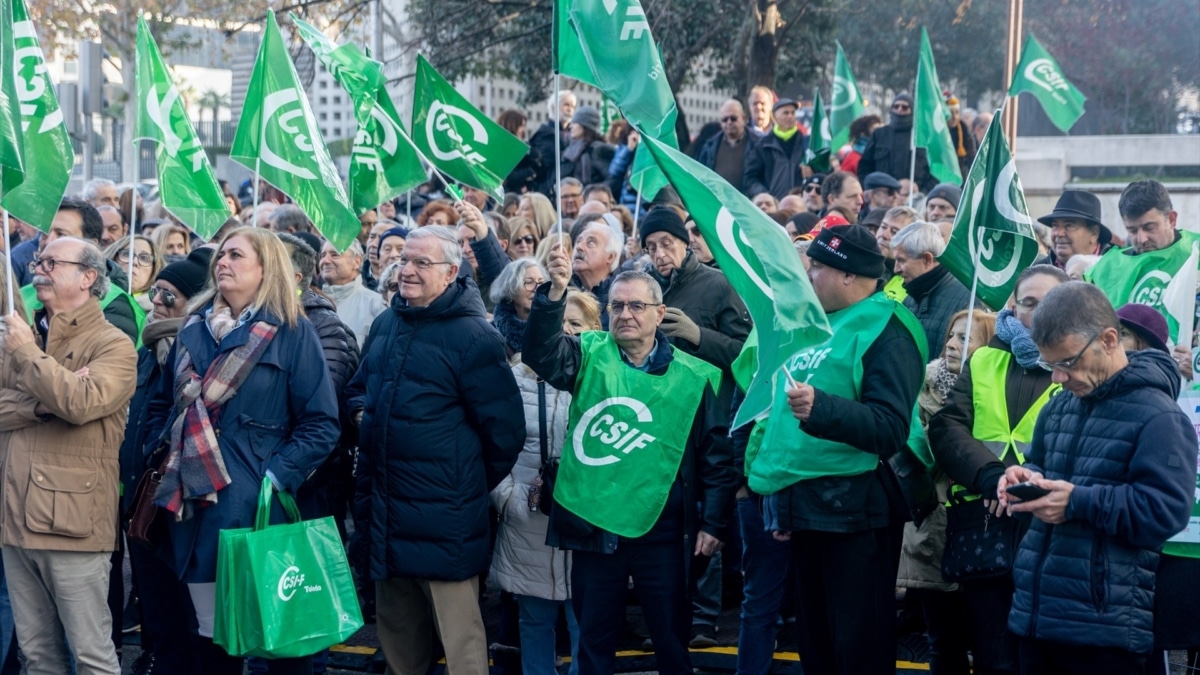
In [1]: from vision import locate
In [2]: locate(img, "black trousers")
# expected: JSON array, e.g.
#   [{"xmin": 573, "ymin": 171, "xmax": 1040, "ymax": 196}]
[
  {"xmin": 960, "ymin": 575, "xmax": 1020, "ymax": 675},
  {"xmin": 572, "ymin": 540, "xmax": 691, "ymax": 675},
  {"xmin": 790, "ymin": 522, "xmax": 904, "ymax": 675},
  {"xmin": 910, "ymin": 588, "xmax": 972, "ymax": 675},
  {"xmin": 1018, "ymin": 637, "xmax": 1145, "ymax": 675},
  {"xmin": 127, "ymin": 540, "xmax": 196, "ymax": 674}
]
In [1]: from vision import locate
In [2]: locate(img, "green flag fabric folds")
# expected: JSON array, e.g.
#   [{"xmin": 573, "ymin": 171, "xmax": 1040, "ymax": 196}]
[
  {"xmin": 641, "ymin": 134, "xmax": 830, "ymax": 430},
  {"xmin": 411, "ymin": 55, "xmax": 527, "ymax": 199},
  {"xmin": 804, "ymin": 89, "xmax": 831, "ymax": 173},
  {"xmin": 291, "ymin": 15, "xmax": 426, "ymax": 214},
  {"xmin": 938, "ymin": 111, "xmax": 1039, "ymax": 311},
  {"xmin": 1086, "ymin": 231, "xmax": 1200, "ymax": 346},
  {"xmin": 232, "ymin": 12, "xmax": 359, "ymax": 252},
  {"xmin": 829, "ymin": 41, "xmax": 865, "ymax": 151},
  {"xmin": 0, "ymin": 0, "xmax": 24, "ymax": 197},
  {"xmin": 1008, "ymin": 34, "xmax": 1086, "ymax": 134},
  {"xmin": 914, "ymin": 28, "xmax": 961, "ymax": 186},
  {"xmin": 556, "ymin": 0, "xmax": 677, "ymax": 201},
  {"xmin": 135, "ymin": 16, "xmax": 229, "ymax": 240},
  {"xmin": 2, "ymin": 0, "xmax": 70, "ymax": 232}
]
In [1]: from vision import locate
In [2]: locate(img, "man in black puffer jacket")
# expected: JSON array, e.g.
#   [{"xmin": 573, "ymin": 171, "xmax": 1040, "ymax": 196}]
[
  {"xmin": 857, "ymin": 93, "xmax": 936, "ymax": 194},
  {"xmin": 998, "ymin": 282, "xmax": 1197, "ymax": 673},
  {"xmin": 347, "ymin": 226, "xmax": 523, "ymax": 675}
]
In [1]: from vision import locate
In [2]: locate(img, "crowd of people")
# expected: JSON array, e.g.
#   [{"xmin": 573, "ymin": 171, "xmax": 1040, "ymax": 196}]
[{"xmin": 0, "ymin": 82, "xmax": 1194, "ymax": 675}]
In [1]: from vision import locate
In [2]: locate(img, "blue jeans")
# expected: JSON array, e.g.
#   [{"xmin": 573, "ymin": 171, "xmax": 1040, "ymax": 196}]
[
  {"xmin": 736, "ymin": 496, "xmax": 791, "ymax": 675},
  {"xmin": 515, "ymin": 595, "xmax": 579, "ymax": 675}
]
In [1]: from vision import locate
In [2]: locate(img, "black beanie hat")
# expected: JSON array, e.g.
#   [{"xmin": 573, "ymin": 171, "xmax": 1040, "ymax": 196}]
[
  {"xmin": 807, "ymin": 225, "xmax": 885, "ymax": 278},
  {"xmin": 156, "ymin": 248, "xmax": 212, "ymax": 300},
  {"xmin": 639, "ymin": 207, "xmax": 690, "ymax": 246}
]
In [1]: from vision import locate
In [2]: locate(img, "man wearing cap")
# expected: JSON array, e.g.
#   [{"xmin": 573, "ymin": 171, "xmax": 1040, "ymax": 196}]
[
  {"xmin": 1033, "ymin": 190, "xmax": 1114, "ymax": 270},
  {"xmin": 928, "ymin": 265, "xmax": 1068, "ymax": 675},
  {"xmin": 1087, "ymin": 180, "xmax": 1198, "ymax": 364},
  {"xmin": 748, "ymin": 225, "xmax": 927, "ymax": 674},
  {"xmin": 997, "ymin": 282, "xmax": 1196, "ymax": 673},
  {"xmin": 864, "ymin": 171, "xmax": 903, "ymax": 212},
  {"xmin": 698, "ymin": 100, "xmax": 761, "ymax": 193},
  {"xmin": 858, "ymin": 93, "xmax": 937, "ymax": 193},
  {"xmin": 924, "ymin": 183, "xmax": 961, "ymax": 224},
  {"xmin": 742, "ymin": 98, "xmax": 810, "ymax": 200},
  {"xmin": 801, "ymin": 174, "xmax": 825, "ymax": 214}
]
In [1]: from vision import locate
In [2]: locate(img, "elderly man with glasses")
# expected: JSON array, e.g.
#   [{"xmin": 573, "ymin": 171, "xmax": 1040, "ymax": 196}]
[
  {"xmin": 857, "ymin": 93, "xmax": 937, "ymax": 193},
  {"xmin": 993, "ymin": 282, "xmax": 1197, "ymax": 674},
  {"xmin": 522, "ymin": 245, "xmax": 738, "ymax": 675}
]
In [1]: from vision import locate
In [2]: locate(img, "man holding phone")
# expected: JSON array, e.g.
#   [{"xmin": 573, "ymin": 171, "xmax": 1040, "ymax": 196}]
[{"xmin": 997, "ymin": 282, "xmax": 1197, "ymax": 674}]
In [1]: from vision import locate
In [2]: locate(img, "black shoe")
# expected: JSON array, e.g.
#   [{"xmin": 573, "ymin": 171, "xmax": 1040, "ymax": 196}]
[
  {"xmin": 689, "ymin": 624, "xmax": 718, "ymax": 649},
  {"xmin": 132, "ymin": 652, "xmax": 155, "ymax": 675}
]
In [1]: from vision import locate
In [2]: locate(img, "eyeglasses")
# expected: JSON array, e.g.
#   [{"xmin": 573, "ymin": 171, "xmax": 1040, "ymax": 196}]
[
  {"xmin": 512, "ymin": 235, "xmax": 538, "ymax": 246},
  {"xmin": 522, "ymin": 278, "xmax": 545, "ymax": 289},
  {"xmin": 720, "ymin": 116, "xmax": 740, "ymax": 123},
  {"xmin": 607, "ymin": 301, "xmax": 660, "ymax": 316},
  {"xmin": 29, "ymin": 257, "xmax": 86, "ymax": 274},
  {"xmin": 892, "ymin": 103, "xmax": 912, "ymax": 112},
  {"xmin": 148, "ymin": 285, "xmax": 178, "ymax": 308},
  {"xmin": 398, "ymin": 256, "xmax": 453, "ymax": 271},
  {"xmin": 803, "ymin": 184, "xmax": 821, "ymax": 194},
  {"xmin": 1015, "ymin": 297, "xmax": 1040, "ymax": 311},
  {"xmin": 1036, "ymin": 333, "xmax": 1097, "ymax": 373},
  {"xmin": 118, "ymin": 250, "xmax": 155, "ymax": 267}
]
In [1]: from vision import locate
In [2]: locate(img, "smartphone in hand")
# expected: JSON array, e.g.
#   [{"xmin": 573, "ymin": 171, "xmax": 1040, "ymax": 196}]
[{"xmin": 1006, "ymin": 481, "xmax": 1050, "ymax": 502}]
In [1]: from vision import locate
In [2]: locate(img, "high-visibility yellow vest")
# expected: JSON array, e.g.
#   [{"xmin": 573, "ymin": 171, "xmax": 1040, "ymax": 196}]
[{"xmin": 948, "ymin": 346, "xmax": 1060, "ymax": 503}]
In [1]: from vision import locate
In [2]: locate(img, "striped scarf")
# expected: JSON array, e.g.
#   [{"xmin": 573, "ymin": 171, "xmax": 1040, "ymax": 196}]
[{"xmin": 154, "ymin": 314, "xmax": 279, "ymax": 520}]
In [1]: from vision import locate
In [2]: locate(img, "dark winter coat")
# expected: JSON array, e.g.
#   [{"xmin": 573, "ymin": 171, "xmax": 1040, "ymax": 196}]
[
  {"xmin": 1008, "ymin": 350, "xmax": 1197, "ymax": 654},
  {"xmin": 742, "ymin": 131, "xmax": 809, "ymax": 199},
  {"xmin": 346, "ymin": 277, "xmax": 524, "ymax": 582},
  {"xmin": 528, "ymin": 120, "xmax": 567, "ymax": 196},
  {"xmin": 902, "ymin": 265, "xmax": 973, "ymax": 361},
  {"xmin": 302, "ymin": 289, "xmax": 360, "ymax": 395},
  {"xmin": 142, "ymin": 306, "xmax": 341, "ymax": 583},
  {"xmin": 118, "ymin": 319, "xmax": 181, "ymax": 515},
  {"xmin": 857, "ymin": 123, "xmax": 936, "ymax": 193},
  {"xmin": 521, "ymin": 285, "xmax": 738, "ymax": 576},
  {"xmin": 561, "ymin": 139, "xmax": 616, "ymax": 187}
]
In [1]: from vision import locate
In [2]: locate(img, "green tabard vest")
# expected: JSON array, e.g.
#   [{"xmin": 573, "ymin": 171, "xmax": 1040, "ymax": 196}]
[
  {"xmin": 553, "ymin": 331, "xmax": 721, "ymax": 538},
  {"xmin": 1085, "ymin": 230, "xmax": 1199, "ymax": 344},
  {"xmin": 746, "ymin": 293, "xmax": 927, "ymax": 495},
  {"xmin": 21, "ymin": 283, "xmax": 146, "ymax": 349},
  {"xmin": 1166, "ymin": 382, "xmax": 1200, "ymax": 559},
  {"xmin": 947, "ymin": 346, "xmax": 1059, "ymax": 504}
]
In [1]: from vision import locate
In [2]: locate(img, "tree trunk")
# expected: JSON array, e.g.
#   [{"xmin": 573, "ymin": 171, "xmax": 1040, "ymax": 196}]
[{"xmin": 747, "ymin": 0, "xmax": 781, "ymax": 90}]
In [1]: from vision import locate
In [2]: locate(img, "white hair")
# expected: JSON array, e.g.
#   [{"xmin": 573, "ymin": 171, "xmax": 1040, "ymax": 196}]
[
  {"xmin": 82, "ymin": 179, "xmax": 115, "ymax": 203},
  {"xmin": 406, "ymin": 225, "xmax": 462, "ymax": 267},
  {"xmin": 490, "ymin": 257, "xmax": 547, "ymax": 305},
  {"xmin": 890, "ymin": 221, "xmax": 946, "ymax": 258},
  {"xmin": 549, "ymin": 90, "xmax": 577, "ymax": 115},
  {"xmin": 583, "ymin": 222, "xmax": 624, "ymax": 272}
]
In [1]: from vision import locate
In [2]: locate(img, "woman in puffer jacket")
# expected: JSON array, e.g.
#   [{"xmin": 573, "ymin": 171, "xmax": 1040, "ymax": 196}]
[{"xmin": 489, "ymin": 259, "xmax": 602, "ymax": 675}]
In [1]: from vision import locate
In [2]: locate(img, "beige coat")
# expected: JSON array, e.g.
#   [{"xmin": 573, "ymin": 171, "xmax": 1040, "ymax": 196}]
[{"xmin": 0, "ymin": 299, "xmax": 137, "ymax": 552}]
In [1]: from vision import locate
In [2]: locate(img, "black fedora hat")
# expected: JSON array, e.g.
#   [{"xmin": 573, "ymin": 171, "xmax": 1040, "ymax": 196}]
[{"xmin": 1037, "ymin": 190, "xmax": 1112, "ymax": 245}]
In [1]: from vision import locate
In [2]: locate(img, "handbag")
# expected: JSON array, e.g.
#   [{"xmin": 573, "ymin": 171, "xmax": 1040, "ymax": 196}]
[
  {"xmin": 940, "ymin": 492, "xmax": 1021, "ymax": 582},
  {"xmin": 214, "ymin": 478, "xmax": 364, "ymax": 658},
  {"xmin": 532, "ymin": 380, "xmax": 559, "ymax": 517},
  {"xmin": 127, "ymin": 446, "xmax": 169, "ymax": 547}
]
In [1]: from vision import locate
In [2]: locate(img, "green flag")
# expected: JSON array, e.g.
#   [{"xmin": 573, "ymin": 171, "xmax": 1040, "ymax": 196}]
[
  {"xmin": 291, "ymin": 15, "xmax": 426, "ymax": 214},
  {"xmin": 914, "ymin": 28, "xmax": 961, "ymax": 186},
  {"xmin": 135, "ymin": 17, "xmax": 228, "ymax": 240},
  {"xmin": 829, "ymin": 41, "xmax": 865, "ymax": 150},
  {"xmin": 1086, "ymin": 231, "xmax": 1200, "ymax": 345},
  {"xmin": 1008, "ymin": 33, "xmax": 1086, "ymax": 134},
  {"xmin": 804, "ymin": 89, "xmax": 831, "ymax": 173},
  {"xmin": 641, "ymin": 134, "xmax": 831, "ymax": 430},
  {"xmin": 556, "ymin": 0, "xmax": 676, "ymax": 201},
  {"xmin": 0, "ymin": 0, "xmax": 24, "ymax": 197},
  {"xmin": 2, "ymin": 0, "xmax": 69, "ymax": 231},
  {"xmin": 411, "ymin": 55, "xmax": 528, "ymax": 199},
  {"xmin": 938, "ymin": 111, "xmax": 1039, "ymax": 311},
  {"xmin": 231, "ymin": 12, "xmax": 358, "ymax": 252}
]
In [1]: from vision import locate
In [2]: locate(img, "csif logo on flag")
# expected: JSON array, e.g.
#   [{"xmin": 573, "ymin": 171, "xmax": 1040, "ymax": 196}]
[
  {"xmin": 1025, "ymin": 58, "xmax": 1072, "ymax": 102},
  {"xmin": 571, "ymin": 397, "xmax": 658, "ymax": 466},
  {"xmin": 715, "ymin": 208, "xmax": 773, "ymax": 299},
  {"xmin": 425, "ymin": 100, "xmax": 488, "ymax": 165},
  {"xmin": 600, "ymin": 0, "xmax": 651, "ymax": 43},
  {"xmin": 353, "ymin": 102, "xmax": 403, "ymax": 171},
  {"xmin": 964, "ymin": 158, "xmax": 1030, "ymax": 289},
  {"xmin": 144, "ymin": 84, "xmax": 210, "ymax": 172},
  {"xmin": 830, "ymin": 76, "xmax": 858, "ymax": 113},
  {"xmin": 12, "ymin": 18, "xmax": 61, "ymax": 134},
  {"xmin": 261, "ymin": 89, "xmax": 320, "ymax": 179}
]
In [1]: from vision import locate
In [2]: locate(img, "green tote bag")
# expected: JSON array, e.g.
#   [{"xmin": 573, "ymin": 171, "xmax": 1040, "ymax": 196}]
[{"xmin": 214, "ymin": 477, "xmax": 363, "ymax": 658}]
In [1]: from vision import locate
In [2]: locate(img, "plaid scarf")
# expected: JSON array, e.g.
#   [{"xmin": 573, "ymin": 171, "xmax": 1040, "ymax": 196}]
[{"xmin": 154, "ymin": 314, "xmax": 279, "ymax": 520}]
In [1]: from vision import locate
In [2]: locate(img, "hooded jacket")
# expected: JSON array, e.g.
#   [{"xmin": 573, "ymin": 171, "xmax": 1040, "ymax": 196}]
[
  {"xmin": 856, "ymin": 113, "xmax": 936, "ymax": 194},
  {"xmin": 1008, "ymin": 350, "xmax": 1197, "ymax": 653}
]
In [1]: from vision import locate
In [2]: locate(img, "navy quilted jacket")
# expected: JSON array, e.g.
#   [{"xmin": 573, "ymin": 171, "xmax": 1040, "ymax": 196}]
[{"xmin": 1008, "ymin": 349, "xmax": 1197, "ymax": 653}]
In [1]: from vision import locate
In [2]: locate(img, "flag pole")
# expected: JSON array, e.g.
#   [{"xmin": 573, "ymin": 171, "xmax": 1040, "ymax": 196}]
[
  {"xmin": 127, "ymin": 190, "xmax": 139, "ymax": 288},
  {"xmin": 553, "ymin": 73, "xmax": 564, "ymax": 250},
  {"xmin": 907, "ymin": 83, "xmax": 918, "ymax": 208},
  {"xmin": 4, "ymin": 210, "xmax": 14, "ymax": 318},
  {"xmin": 959, "ymin": 227, "xmax": 983, "ymax": 374}
]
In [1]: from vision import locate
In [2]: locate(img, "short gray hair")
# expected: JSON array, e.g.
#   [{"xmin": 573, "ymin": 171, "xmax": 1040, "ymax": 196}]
[
  {"xmin": 884, "ymin": 205, "xmax": 919, "ymax": 226},
  {"xmin": 277, "ymin": 232, "xmax": 316, "ymax": 288},
  {"xmin": 406, "ymin": 225, "xmax": 462, "ymax": 267},
  {"xmin": 610, "ymin": 270, "xmax": 662, "ymax": 305},
  {"xmin": 582, "ymin": 222, "xmax": 624, "ymax": 272},
  {"xmin": 82, "ymin": 178, "xmax": 115, "ymax": 203},
  {"xmin": 562, "ymin": 177, "xmax": 583, "ymax": 192},
  {"xmin": 1030, "ymin": 281, "xmax": 1118, "ymax": 348},
  {"xmin": 269, "ymin": 204, "xmax": 313, "ymax": 233},
  {"xmin": 549, "ymin": 90, "xmax": 577, "ymax": 114},
  {"xmin": 74, "ymin": 239, "xmax": 110, "ymax": 298},
  {"xmin": 377, "ymin": 261, "xmax": 402, "ymax": 298},
  {"xmin": 489, "ymin": 258, "xmax": 546, "ymax": 305},
  {"xmin": 890, "ymin": 221, "xmax": 946, "ymax": 258}
]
